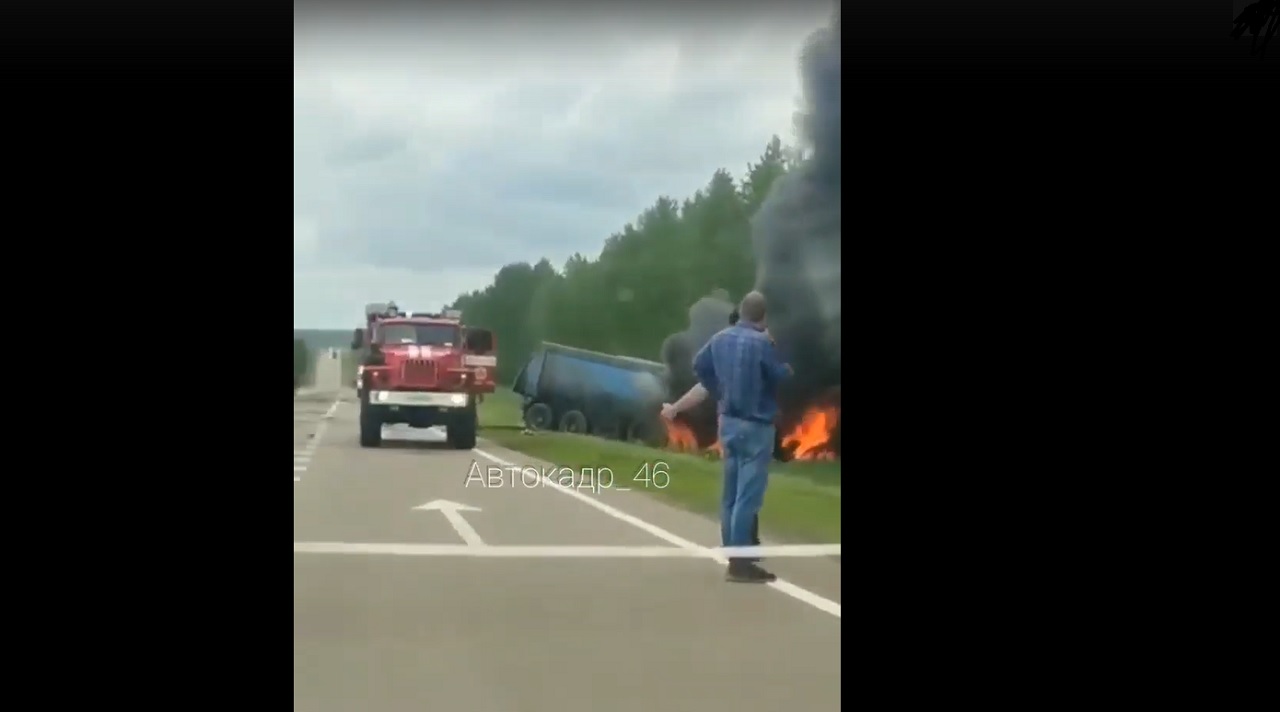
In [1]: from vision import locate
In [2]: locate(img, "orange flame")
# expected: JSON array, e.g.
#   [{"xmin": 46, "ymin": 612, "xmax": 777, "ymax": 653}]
[
  {"xmin": 658, "ymin": 402, "xmax": 839, "ymax": 461},
  {"xmin": 661, "ymin": 417, "xmax": 701, "ymax": 453},
  {"xmin": 781, "ymin": 405, "xmax": 839, "ymax": 461}
]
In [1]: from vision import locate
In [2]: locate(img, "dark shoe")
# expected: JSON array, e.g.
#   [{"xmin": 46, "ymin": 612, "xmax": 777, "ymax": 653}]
[{"xmin": 725, "ymin": 561, "xmax": 777, "ymax": 584}]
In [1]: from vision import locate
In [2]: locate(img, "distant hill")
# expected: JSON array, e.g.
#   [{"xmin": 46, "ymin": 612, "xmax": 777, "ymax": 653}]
[{"xmin": 294, "ymin": 329, "xmax": 352, "ymax": 352}]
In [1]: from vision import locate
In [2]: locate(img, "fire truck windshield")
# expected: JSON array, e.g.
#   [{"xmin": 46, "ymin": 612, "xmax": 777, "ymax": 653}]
[{"xmin": 377, "ymin": 323, "xmax": 459, "ymax": 347}]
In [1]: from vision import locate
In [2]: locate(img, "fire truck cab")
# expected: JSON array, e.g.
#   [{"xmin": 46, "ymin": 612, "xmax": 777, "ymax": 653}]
[{"xmin": 350, "ymin": 303, "xmax": 497, "ymax": 449}]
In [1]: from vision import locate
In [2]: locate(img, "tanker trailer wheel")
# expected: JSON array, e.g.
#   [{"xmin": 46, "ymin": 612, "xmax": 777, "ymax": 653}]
[
  {"xmin": 628, "ymin": 417, "xmax": 669, "ymax": 449},
  {"xmin": 523, "ymin": 402, "xmax": 554, "ymax": 431},
  {"xmin": 358, "ymin": 396, "xmax": 383, "ymax": 448},
  {"xmin": 446, "ymin": 397, "xmax": 478, "ymax": 450},
  {"xmin": 559, "ymin": 409, "xmax": 588, "ymax": 434}
]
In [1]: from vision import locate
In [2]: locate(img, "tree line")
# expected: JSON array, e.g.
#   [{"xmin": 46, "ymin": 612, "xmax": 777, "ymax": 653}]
[{"xmin": 451, "ymin": 136, "xmax": 797, "ymax": 384}]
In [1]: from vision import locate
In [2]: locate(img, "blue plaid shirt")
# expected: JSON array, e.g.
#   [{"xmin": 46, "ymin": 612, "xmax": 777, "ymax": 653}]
[{"xmin": 693, "ymin": 321, "xmax": 791, "ymax": 424}]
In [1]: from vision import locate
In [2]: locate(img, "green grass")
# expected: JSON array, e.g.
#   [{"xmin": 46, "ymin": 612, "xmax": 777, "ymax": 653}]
[
  {"xmin": 478, "ymin": 387, "xmax": 528, "ymax": 430},
  {"xmin": 478, "ymin": 388, "xmax": 840, "ymax": 544}
]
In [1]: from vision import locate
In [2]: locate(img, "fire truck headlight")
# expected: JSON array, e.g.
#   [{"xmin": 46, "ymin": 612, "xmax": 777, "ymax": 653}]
[{"xmin": 449, "ymin": 394, "xmax": 467, "ymax": 406}]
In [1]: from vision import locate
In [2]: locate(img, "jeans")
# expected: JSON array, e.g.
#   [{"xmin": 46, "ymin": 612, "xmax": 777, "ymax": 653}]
[{"xmin": 719, "ymin": 415, "xmax": 775, "ymax": 550}]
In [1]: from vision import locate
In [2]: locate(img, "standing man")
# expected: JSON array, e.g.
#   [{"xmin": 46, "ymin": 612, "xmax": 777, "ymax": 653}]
[
  {"xmin": 691, "ymin": 291, "xmax": 791, "ymax": 583},
  {"xmin": 661, "ymin": 308, "xmax": 763, "ymax": 558}
]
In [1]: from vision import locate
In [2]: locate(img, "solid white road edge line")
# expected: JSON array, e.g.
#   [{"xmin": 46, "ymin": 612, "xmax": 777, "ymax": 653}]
[
  {"xmin": 293, "ymin": 542, "xmax": 841, "ymax": 558},
  {"xmin": 471, "ymin": 447, "xmax": 842, "ymax": 619}
]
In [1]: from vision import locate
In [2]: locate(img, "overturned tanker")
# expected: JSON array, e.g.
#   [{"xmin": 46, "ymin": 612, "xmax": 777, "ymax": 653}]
[{"xmin": 513, "ymin": 342, "xmax": 669, "ymax": 446}]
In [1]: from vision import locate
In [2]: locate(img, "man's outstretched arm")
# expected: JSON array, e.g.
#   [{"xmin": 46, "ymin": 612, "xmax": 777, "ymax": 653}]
[{"xmin": 661, "ymin": 383, "xmax": 709, "ymax": 420}]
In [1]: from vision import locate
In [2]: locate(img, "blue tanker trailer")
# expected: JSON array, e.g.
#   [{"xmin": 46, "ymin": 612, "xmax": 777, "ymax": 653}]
[{"xmin": 512, "ymin": 342, "xmax": 670, "ymax": 446}]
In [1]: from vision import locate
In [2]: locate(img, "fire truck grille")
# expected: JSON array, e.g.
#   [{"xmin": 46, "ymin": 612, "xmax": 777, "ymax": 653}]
[{"xmin": 401, "ymin": 359, "xmax": 437, "ymax": 387}]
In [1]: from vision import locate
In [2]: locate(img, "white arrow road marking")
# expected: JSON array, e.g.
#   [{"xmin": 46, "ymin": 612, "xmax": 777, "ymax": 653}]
[{"xmin": 413, "ymin": 499, "xmax": 485, "ymax": 546}]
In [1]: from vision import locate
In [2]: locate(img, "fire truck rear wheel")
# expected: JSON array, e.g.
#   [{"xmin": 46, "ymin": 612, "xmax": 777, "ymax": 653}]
[{"xmin": 446, "ymin": 398, "xmax": 478, "ymax": 450}]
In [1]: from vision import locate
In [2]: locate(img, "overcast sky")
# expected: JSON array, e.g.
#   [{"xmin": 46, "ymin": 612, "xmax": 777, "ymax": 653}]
[{"xmin": 294, "ymin": 4, "xmax": 832, "ymax": 328}]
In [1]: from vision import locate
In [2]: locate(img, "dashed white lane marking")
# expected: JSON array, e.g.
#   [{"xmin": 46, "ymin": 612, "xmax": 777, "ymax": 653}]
[
  {"xmin": 295, "ymin": 399, "xmax": 341, "ymax": 482},
  {"xmin": 472, "ymin": 447, "xmax": 842, "ymax": 619}
]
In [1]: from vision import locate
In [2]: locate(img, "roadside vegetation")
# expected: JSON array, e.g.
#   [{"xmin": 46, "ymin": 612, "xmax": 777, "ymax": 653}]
[{"xmin": 293, "ymin": 338, "xmax": 309, "ymax": 394}]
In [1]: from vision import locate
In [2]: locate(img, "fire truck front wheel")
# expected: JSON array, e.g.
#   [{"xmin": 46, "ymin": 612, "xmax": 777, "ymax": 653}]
[
  {"xmin": 359, "ymin": 402, "xmax": 383, "ymax": 448},
  {"xmin": 446, "ymin": 398, "xmax": 478, "ymax": 450}
]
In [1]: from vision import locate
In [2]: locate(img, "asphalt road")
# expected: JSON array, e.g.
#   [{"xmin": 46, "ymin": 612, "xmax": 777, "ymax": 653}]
[{"xmin": 294, "ymin": 390, "xmax": 842, "ymax": 711}]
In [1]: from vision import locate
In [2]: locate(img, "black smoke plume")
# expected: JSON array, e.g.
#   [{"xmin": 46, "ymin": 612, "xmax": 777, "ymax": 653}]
[
  {"xmin": 657, "ymin": 6, "xmax": 841, "ymax": 452},
  {"xmin": 655, "ymin": 4, "xmax": 844, "ymax": 455},
  {"xmin": 751, "ymin": 4, "xmax": 841, "ymax": 433}
]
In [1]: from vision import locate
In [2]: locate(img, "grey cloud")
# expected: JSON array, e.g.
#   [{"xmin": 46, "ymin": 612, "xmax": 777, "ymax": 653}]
[
  {"xmin": 294, "ymin": 10, "xmax": 828, "ymax": 286},
  {"xmin": 325, "ymin": 131, "xmax": 410, "ymax": 168},
  {"xmin": 318, "ymin": 179, "xmax": 629, "ymax": 272},
  {"xmin": 299, "ymin": 93, "xmax": 771, "ymax": 276}
]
